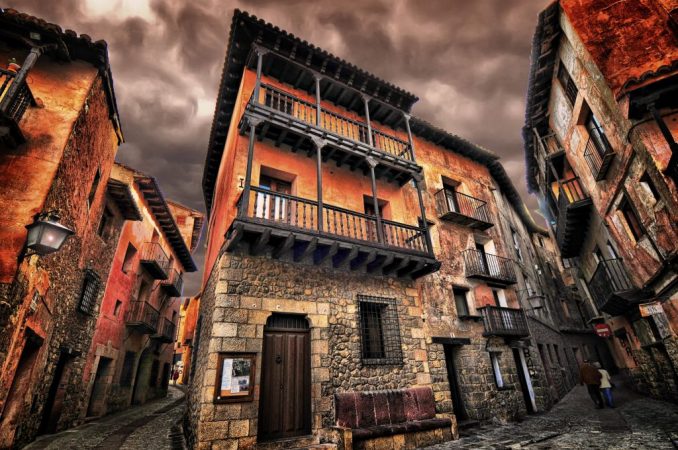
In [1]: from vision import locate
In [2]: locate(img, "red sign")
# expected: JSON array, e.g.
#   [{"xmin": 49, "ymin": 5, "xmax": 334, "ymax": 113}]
[{"xmin": 594, "ymin": 323, "xmax": 612, "ymax": 338}]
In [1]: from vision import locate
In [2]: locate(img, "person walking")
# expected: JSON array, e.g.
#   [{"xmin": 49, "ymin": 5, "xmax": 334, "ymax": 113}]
[
  {"xmin": 172, "ymin": 369, "xmax": 180, "ymax": 385},
  {"xmin": 579, "ymin": 360, "xmax": 604, "ymax": 408},
  {"xmin": 595, "ymin": 362, "xmax": 615, "ymax": 408}
]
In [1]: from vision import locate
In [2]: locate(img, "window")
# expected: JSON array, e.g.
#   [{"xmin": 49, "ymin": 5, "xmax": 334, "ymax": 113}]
[
  {"xmin": 113, "ymin": 300, "xmax": 122, "ymax": 317},
  {"xmin": 87, "ymin": 169, "xmax": 101, "ymax": 209},
  {"xmin": 77, "ymin": 269, "xmax": 101, "ymax": 315},
  {"xmin": 640, "ymin": 172, "xmax": 660, "ymax": 204},
  {"xmin": 97, "ymin": 206, "xmax": 114, "ymax": 239},
  {"xmin": 511, "ymin": 229, "xmax": 522, "ymax": 261},
  {"xmin": 453, "ymin": 287, "xmax": 470, "ymax": 317},
  {"xmin": 120, "ymin": 351, "xmax": 136, "ymax": 386},
  {"xmin": 122, "ymin": 243, "xmax": 137, "ymax": 273},
  {"xmin": 557, "ymin": 62, "xmax": 578, "ymax": 105},
  {"xmin": 358, "ymin": 295, "xmax": 403, "ymax": 365},
  {"xmin": 606, "ymin": 241, "xmax": 618, "ymax": 259},
  {"xmin": 585, "ymin": 113, "xmax": 612, "ymax": 157},
  {"xmin": 490, "ymin": 353, "xmax": 504, "ymax": 388},
  {"xmin": 620, "ymin": 196, "xmax": 644, "ymax": 241}
]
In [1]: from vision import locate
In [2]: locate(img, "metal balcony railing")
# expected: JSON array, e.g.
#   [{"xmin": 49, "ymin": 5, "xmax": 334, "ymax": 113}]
[
  {"xmin": 478, "ymin": 306, "xmax": 529, "ymax": 337},
  {"xmin": 584, "ymin": 132, "xmax": 615, "ymax": 181},
  {"xmin": 243, "ymin": 186, "xmax": 432, "ymax": 255},
  {"xmin": 434, "ymin": 189, "xmax": 492, "ymax": 229},
  {"xmin": 140, "ymin": 242, "xmax": 170, "ymax": 280},
  {"xmin": 462, "ymin": 249, "xmax": 517, "ymax": 284},
  {"xmin": 161, "ymin": 268, "xmax": 183, "ymax": 297},
  {"xmin": 126, "ymin": 300, "xmax": 160, "ymax": 334},
  {"xmin": 588, "ymin": 258, "xmax": 635, "ymax": 313},
  {"xmin": 0, "ymin": 67, "xmax": 35, "ymax": 147},
  {"xmin": 153, "ymin": 318, "xmax": 176, "ymax": 343},
  {"xmin": 255, "ymin": 83, "xmax": 414, "ymax": 162}
]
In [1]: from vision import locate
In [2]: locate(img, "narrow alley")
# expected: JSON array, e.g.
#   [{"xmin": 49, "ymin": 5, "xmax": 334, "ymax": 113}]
[
  {"xmin": 424, "ymin": 383, "xmax": 678, "ymax": 449},
  {"xmin": 23, "ymin": 387, "xmax": 186, "ymax": 450}
]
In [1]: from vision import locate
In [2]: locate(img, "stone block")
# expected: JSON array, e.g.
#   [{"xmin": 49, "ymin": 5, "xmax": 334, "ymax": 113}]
[
  {"xmin": 238, "ymin": 436, "xmax": 257, "ymax": 449},
  {"xmin": 240, "ymin": 296, "xmax": 261, "ymax": 309},
  {"xmin": 316, "ymin": 367, "xmax": 331, "ymax": 382},
  {"xmin": 213, "ymin": 322, "xmax": 238, "ymax": 337},
  {"xmin": 312, "ymin": 340, "xmax": 329, "ymax": 355},
  {"xmin": 238, "ymin": 324, "xmax": 257, "ymax": 338},
  {"xmin": 222, "ymin": 338, "xmax": 247, "ymax": 352},
  {"xmin": 229, "ymin": 419, "xmax": 250, "ymax": 437},
  {"xmin": 216, "ymin": 280, "xmax": 229, "ymax": 295},
  {"xmin": 198, "ymin": 420, "xmax": 229, "ymax": 441},
  {"xmin": 414, "ymin": 349, "xmax": 427, "ymax": 361},
  {"xmin": 309, "ymin": 314, "xmax": 329, "ymax": 328},
  {"xmin": 416, "ymin": 372, "xmax": 432, "ymax": 385},
  {"xmin": 222, "ymin": 308, "xmax": 249, "ymax": 323},
  {"xmin": 411, "ymin": 328, "xmax": 425, "ymax": 339},
  {"xmin": 216, "ymin": 295, "xmax": 239, "ymax": 308},
  {"xmin": 317, "ymin": 302, "xmax": 330, "ymax": 315},
  {"xmin": 248, "ymin": 310, "xmax": 270, "ymax": 324},
  {"xmin": 213, "ymin": 404, "xmax": 241, "ymax": 421},
  {"xmin": 211, "ymin": 439, "xmax": 238, "ymax": 450}
]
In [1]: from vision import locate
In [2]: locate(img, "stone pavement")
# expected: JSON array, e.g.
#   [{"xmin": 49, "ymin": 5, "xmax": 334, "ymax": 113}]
[
  {"xmin": 24, "ymin": 386, "xmax": 186, "ymax": 450},
  {"xmin": 423, "ymin": 382, "xmax": 678, "ymax": 449}
]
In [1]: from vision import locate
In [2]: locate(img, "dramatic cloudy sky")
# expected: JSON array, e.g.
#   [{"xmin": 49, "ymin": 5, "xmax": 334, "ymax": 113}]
[{"xmin": 8, "ymin": 0, "xmax": 550, "ymax": 295}]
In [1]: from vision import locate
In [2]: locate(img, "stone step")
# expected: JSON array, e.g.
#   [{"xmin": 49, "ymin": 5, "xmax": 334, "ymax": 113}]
[{"xmin": 256, "ymin": 435, "xmax": 319, "ymax": 450}]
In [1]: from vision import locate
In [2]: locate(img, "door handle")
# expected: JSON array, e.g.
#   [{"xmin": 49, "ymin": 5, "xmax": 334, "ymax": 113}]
[{"xmin": 275, "ymin": 355, "xmax": 282, "ymax": 364}]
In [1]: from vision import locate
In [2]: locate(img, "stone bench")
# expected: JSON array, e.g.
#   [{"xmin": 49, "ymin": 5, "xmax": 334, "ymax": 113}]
[{"xmin": 331, "ymin": 387, "xmax": 456, "ymax": 450}]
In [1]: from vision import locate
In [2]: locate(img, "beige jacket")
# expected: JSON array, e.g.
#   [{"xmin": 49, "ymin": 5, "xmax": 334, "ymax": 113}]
[{"xmin": 599, "ymin": 369, "xmax": 612, "ymax": 389}]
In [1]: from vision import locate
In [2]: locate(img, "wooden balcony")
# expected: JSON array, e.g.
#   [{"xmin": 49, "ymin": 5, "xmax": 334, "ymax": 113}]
[
  {"xmin": 226, "ymin": 187, "xmax": 439, "ymax": 279},
  {"xmin": 161, "ymin": 268, "xmax": 183, "ymax": 297},
  {"xmin": 241, "ymin": 83, "xmax": 420, "ymax": 185},
  {"xmin": 434, "ymin": 189, "xmax": 493, "ymax": 230},
  {"xmin": 152, "ymin": 318, "xmax": 176, "ymax": 343},
  {"xmin": 0, "ymin": 67, "xmax": 35, "ymax": 148},
  {"xmin": 462, "ymin": 249, "xmax": 517, "ymax": 285},
  {"xmin": 126, "ymin": 300, "xmax": 159, "ymax": 334},
  {"xmin": 587, "ymin": 258, "xmax": 641, "ymax": 316},
  {"xmin": 584, "ymin": 132, "xmax": 615, "ymax": 181},
  {"xmin": 553, "ymin": 177, "xmax": 592, "ymax": 258},
  {"xmin": 140, "ymin": 242, "xmax": 170, "ymax": 280},
  {"xmin": 478, "ymin": 306, "xmax": 529, "ymax": 338}
]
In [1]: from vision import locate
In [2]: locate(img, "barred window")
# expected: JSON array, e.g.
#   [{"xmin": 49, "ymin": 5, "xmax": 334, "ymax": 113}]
[
  {"xmin": 77, "ymin": 269, "xmax": 101, "ymax": 315},
  {"xmin": 557, "ymin": 62, "xmax": 578, "ymax": 105},
  {"xmin": 358, "ymin": 295, "xmax": 403, "ymax": 366}
]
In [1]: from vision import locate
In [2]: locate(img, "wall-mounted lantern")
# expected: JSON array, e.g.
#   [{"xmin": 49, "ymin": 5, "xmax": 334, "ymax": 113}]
[{"xmin": 25, "ymin": 211, "xmax": 74, "ymax": 256}]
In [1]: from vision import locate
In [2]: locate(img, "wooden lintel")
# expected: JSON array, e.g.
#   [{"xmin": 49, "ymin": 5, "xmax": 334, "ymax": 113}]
[
  {"xmin": 251, "ymin": 228, "xmax": 272, "ymax": 255},
  {"xmin": 294, "ymin": 237, "xmax": 318, "ymax": 262},
  {"xmin": 258, "ymin": 122, "xmax": 270, "ymax": 141},
  {"xmin": 272, "ymin": 233, "xmax": 295, "ymax": 259}
]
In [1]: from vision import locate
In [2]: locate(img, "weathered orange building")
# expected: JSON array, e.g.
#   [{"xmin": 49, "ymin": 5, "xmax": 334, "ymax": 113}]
[
  {"xmin": 175, "ymin": 294, "xmax": 201, "ymax": 385},
  {"xmin": 0, "ymin": 9, "xmax": 126, "ymax": 447},
  {"xmin": 81, "ymin": 163, "xmax": 203, "ymax": 418},
  {"xmin": 524, "ymin": 0, "xmax": 678, "ymax": 400},
  {"xmin": 186, "ymin": 10, "xmax": 607, "ymax": 450}
]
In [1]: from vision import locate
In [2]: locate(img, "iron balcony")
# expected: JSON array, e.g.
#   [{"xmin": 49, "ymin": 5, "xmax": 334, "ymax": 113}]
[
  {"xmin": 125, "ymin": 300, "xmax": 160, "ymax": 334},
  {"xmin": 161, "ymin": 268, "xmax": 183, "ymax": 297},
  {"xmin": 462, "ymin": 249, "xmax": 517, "ymax": 285},
  {"xmin": 552, "ymin": 177, "xmax": 592, "ymax": 258},
  {"xmin": 152, "ymin": 318, "xmax": 176, "ymax": 343},
  {"xmin": 241, "ymin": 83, "xmax": 421, "ymax": 186},
  {"xmin": 434, "ymin": 189, "xmax": 493, "ymax": 230},
  {"xmin": 139, "ymin": 242, "xmax": 170, "ymax": 280},
  {"xmin": 583, "ymin": 127, "xmax": 615, "ymax": 181},
  {"xmin": 226, "ymin": 186, "xmax": 439, "ymax": 279},
  {"xmin": 587, "ymin": 258, "xmax": 641, "ymax": 315},
  {"xmin": 0, "ymin": 67, "xmax": 35, "ymax": 148},
  {"xmin": 478, "ymin": 306, "xmax": 529, "ymax": 338}
]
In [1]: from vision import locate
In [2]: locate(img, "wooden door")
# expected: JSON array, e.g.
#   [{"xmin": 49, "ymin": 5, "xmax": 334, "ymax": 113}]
[
  {"xmin": 258, "ymin": 315, "xmax": 311, "ymax": 442},
  {"xmin": 443, "ymin": 345, "xmax": 467, "ymax": 421}
]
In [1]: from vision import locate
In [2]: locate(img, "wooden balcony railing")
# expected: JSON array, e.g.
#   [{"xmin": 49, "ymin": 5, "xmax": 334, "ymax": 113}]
[
  {"xmin": 588, "ymin": 258, "xmax": 635, "ymax": 314},
  {"xmin": 478, "ymin": 306, "xmax": 529, "ymax": 337},
  {"xmin": 245, "ymin": 186, "xmax": 431, "ymax": 255},
  {"xmin": 161, "ymin": 268, "xmax": 183, "ymax": 297},
  {"xmin": 257, "ymin": 83, "xmax": 414, "ymax": 162},
  {"xmin": 462, "ymin": 249, "xmax": 517, "ymax": 284},
  {"xmin": 153, "ymin": 318, "xmax": 176, "ymax": 343},
  {"xmin": 140, "ymin": 242, "xmax": 170, "ymax": 280},
  {"xmin": 538, "ymin": 132, "xmax": 564, "ymax": 155},
  {"xmin": 126, "ymin": 300, "xmax": 159, "ymax": 334},
  {"xmin": 434, "ymin": 188, "xmax": 492, "ymax": 229},
  {"xmin": 584, "ymin": 132, "xmax": 615, "ymax": 181}
]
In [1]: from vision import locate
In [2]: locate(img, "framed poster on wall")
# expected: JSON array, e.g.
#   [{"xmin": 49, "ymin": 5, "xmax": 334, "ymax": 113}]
[{"xmin": 214, "ymin": 353, "xmax": 256, "ymax": 403}]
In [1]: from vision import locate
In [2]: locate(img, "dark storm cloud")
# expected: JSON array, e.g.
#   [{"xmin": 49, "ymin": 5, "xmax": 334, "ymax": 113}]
[{"xmin": 5, "ymin": 0, "xmax": 549, "ymax": 294}]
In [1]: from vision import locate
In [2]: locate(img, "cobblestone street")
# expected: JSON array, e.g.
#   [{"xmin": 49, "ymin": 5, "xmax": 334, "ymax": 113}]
[
  {"xmin": 425, "ymin": 383, "xmax": 678, "ymax": 449},
  {"xmin": 24, "ymin": 386, "xmax": 186, "ymax": 450}
]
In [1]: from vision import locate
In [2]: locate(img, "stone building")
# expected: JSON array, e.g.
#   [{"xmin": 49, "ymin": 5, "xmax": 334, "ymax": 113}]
[
  {"xmin": 0, "ymin": 9, "xmax": 126, "ymax": 447},
  {"xmin": 186, "ymin": 10, "xmax": 607, "ymax": 449},
  {"xmin": 81, "ymin": 163, "xmax": 203, "ymax": 418},
  {"xmin": 523, "ymin": 0, "xmax": 678, "ymax": 401}
]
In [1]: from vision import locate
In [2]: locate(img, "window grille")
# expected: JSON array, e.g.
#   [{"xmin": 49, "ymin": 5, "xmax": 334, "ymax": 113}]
[
  {"xmin": 77, "ymin": 269, "xmax": 101, "ymax": 315},
  {"xmin": 557, "ymin": 63, "xmax": 578, "ymax": 105},
  {"xmin": 358, "ymin": 295, "xmax": 403, "ymax": 366}
]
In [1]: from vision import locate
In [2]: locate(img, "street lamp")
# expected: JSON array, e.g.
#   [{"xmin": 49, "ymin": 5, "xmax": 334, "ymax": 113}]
[{"xmin": 25, "ymin": 211, "xmax": 74, "ymax": 256}]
